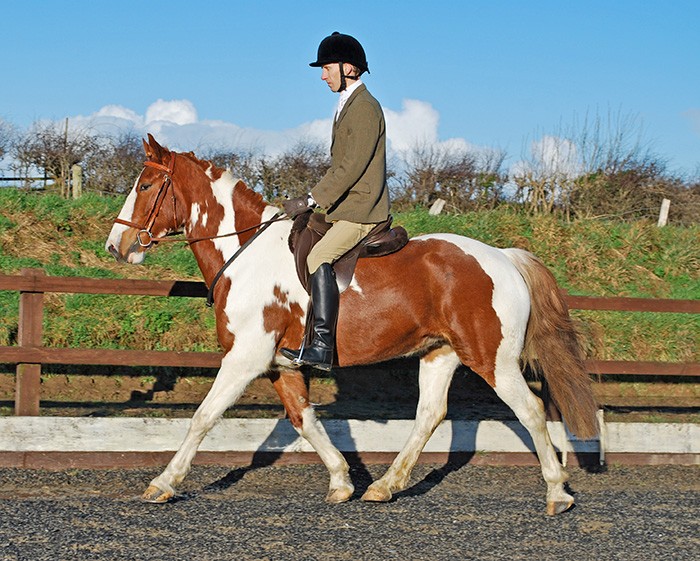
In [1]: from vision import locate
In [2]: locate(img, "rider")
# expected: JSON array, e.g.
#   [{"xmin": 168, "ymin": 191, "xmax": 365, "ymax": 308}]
[{"xmin": 281, "ymin": 31, "xmax": 390, "ymax": 371}]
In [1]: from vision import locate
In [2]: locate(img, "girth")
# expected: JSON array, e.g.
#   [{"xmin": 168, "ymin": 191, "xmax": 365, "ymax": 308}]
[{"xmin": 288, "ymin": 211, "xmax": 409, "ymax": 294}]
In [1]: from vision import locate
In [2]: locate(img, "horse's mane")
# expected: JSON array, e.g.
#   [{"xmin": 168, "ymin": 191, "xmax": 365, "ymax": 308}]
[
  {"xmin": 177, "ymin": 150, "xmax": 265, "ymax": 210},
  {"xmin": 179, "ymin": 151, "xmax": 220, "ymax": 177},
  {"xmin": 232, "ymin": 176, "xmax": 266, "ymax": 212}
]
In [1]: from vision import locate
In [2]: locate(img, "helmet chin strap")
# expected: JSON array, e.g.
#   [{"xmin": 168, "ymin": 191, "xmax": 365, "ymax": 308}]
[{"xmin": 337, "ymin": 62, "xmax": 359, "ymax": 92}]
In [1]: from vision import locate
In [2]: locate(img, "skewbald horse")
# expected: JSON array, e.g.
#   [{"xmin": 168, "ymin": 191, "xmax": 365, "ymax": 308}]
[{"xmin": 106, "ymin": 135, "xmax": 598, "ymax": 515}]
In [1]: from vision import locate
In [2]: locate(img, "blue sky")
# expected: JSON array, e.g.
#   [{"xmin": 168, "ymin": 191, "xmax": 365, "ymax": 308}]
[{"xmin": 2, "ymin": 0, "xmax": 699, "ymax": 175}]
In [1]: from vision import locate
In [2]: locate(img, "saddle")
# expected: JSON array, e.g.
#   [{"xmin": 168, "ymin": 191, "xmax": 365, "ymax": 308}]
[{"xmin": 288, "ymin": 211, "xmax": 409, "ymax": 294}]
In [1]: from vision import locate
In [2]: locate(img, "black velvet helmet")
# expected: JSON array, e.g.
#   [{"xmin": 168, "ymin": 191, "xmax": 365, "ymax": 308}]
[{"xmin": 309, "ymin": 32, "xmax": 369, "ymax": 74}]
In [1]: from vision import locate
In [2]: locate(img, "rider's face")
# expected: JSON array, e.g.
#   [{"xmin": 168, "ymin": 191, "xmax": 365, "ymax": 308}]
[
  {"xmin": 321, "ymin": 63, "xmax": 355, "ymax": 93},
  {"xmin": 321, "ymin": 63, "xmax": 341, "ymax": 92}
]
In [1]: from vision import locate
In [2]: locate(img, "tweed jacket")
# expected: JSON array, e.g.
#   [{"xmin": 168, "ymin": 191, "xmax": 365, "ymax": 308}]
[{"xmin": 311, "ymin": 84, "xmax": 390, "ymax": 224}]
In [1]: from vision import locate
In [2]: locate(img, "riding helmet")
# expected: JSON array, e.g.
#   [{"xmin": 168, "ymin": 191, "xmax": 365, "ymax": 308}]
[{"xmin": 309, "ymin": 32, "xmax": 369, "ymax": 74}]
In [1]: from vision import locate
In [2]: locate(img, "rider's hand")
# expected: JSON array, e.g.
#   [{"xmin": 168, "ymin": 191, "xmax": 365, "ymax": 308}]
[{"xmin": 283, "ymin": 194, "xmax": 316, "ymax": 218}]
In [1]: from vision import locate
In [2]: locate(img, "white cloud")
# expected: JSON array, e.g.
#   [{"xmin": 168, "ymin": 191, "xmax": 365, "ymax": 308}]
[
  {"xmin": 94, "ymin": 105, "xmax": 143, "ymax": 125},
  {"xmin": 511, "ymin": 135, "xmax": 582, "ymax": 178},
  {"xmin": 384, "ymin": 99, "xmax": 473, "ymax": 155},
  {"xmin": 533, "ymin": 135, "xmax": 580, "ymax": 176},
  {"xmin": 385, "ymin": 99, "xmax": 439, "ymax": 151},
  {"xmin": 145, "ymin": 99, "xmax": 198, "ymax": 126},
  {"xmin": 69, "ymin": 97, "xmax": 485, "ymax": 162}
]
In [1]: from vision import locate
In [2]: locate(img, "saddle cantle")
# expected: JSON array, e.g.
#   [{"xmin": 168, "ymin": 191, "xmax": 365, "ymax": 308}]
[{"xmin": 288, "ymin": 211, "xmax": 409, "ymax": 294}]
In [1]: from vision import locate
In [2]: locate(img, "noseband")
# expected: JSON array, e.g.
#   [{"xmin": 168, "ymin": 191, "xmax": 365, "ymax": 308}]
[{"xmin": 113, "ymin": 152, "xmax": 179, "ymax": 247}]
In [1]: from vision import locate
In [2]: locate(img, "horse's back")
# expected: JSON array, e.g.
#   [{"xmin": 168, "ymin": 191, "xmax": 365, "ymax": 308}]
[{"xmin": 353, "ymin": 232, "xmax": 530, "ymax": 306}]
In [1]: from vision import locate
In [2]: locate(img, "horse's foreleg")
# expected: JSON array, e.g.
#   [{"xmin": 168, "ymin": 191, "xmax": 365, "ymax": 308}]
[
  {"xmin": 492, "ymin": 360, "xmax": 573, "ymax": 515},
  {"xmin": 269, "ymin": 369, "xmax": 353, "ymax": 503},
  {"xmin": 142, "ymin": 354, "xmax": 261, "ymax": 503},
  {"xmin": 362, "ymin": 347, "xmax": 459, "ymax": 502}
]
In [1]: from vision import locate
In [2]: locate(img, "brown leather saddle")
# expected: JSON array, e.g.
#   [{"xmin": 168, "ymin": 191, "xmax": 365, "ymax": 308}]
[{"xmin": 288, "ymin": 211, "xmax": 409, "ymax": 294}]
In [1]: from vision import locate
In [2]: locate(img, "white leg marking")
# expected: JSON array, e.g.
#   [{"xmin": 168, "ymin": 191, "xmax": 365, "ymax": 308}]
[
  {"xmin": 296, "ymin": 408, "xmax": 353, "ymax": 503},
  {"xmin": 492, "ymin": 357, "xmax": 572, "ymax": 514},
  {"xmin": 145, "ymin": 353, "xmax": 263, "ymax": 500},
  {"xmin": 362, "ymin": 349, "xmax": 460, "ymax": 502}
]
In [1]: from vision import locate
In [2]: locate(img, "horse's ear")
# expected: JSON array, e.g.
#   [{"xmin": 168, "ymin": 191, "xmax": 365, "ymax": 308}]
[{"xmin": 143, "ymin": 133, "xmax": 166, "ymax": 162}]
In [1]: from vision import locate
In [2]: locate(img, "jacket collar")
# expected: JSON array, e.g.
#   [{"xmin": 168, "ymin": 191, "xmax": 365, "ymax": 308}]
[{"xmin": 334, "ymin": 83, "xmax": 367, "ymax": 127}]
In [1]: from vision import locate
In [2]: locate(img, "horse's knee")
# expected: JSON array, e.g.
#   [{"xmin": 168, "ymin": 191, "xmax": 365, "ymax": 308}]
[{"xmin": 189, "ymin": 406, "xmax": 222, "ymax": 436}]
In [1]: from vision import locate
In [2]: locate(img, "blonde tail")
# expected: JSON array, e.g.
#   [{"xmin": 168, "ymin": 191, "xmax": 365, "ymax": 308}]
[{"xmin": 503, "ymin": 248, "xmax": 599, "ymax": 439}]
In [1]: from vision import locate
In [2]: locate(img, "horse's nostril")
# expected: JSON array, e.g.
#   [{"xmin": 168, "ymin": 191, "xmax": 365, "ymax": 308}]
[{"xmin": 107, "ymin": 243, "xmax": 121, "ymax": 261}]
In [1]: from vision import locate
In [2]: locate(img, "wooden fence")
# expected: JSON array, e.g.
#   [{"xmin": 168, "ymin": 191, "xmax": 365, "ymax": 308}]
[{"xmin": 1, "ymin": 268, "xmax": 698, "ymax": 416}]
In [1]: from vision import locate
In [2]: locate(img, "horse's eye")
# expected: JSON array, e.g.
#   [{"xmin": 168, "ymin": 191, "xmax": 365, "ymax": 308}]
[{"xmin": 140, "ymin": 183, "xmax": 152, "ymax": 192}]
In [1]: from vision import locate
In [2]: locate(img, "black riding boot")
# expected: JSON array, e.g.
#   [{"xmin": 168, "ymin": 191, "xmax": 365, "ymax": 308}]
[{"xmin": 280, "ymin": 263, "xmax": 338, "ymax": 371}]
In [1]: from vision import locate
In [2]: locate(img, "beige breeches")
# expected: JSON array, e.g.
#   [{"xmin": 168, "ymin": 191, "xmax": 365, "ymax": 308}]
[{"xmin": 306, "ymin": 220, "xmax": 375, "ymax": 274}]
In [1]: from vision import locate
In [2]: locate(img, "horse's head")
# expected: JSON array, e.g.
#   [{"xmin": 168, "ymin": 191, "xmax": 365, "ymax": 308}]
[{"xmin": 106, "ymin": 134, "xmax": 186, "ymax": 264}]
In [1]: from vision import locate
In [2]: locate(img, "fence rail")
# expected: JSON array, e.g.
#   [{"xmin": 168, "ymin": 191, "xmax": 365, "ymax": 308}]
[{"xmin": 1, "ymin": 268, "xmax": 698, "ymax": 415}]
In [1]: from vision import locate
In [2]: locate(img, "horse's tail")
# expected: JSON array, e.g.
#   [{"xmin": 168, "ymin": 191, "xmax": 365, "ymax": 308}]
[{"xmin": 503, "ymin": 248, "xmax": 599, "ymax": 439}]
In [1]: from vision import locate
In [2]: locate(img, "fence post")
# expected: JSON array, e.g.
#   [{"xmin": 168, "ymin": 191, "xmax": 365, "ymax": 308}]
[
  {"xmin": 429, "ymin": 198, "xmax": 446, "ymax": 215},
  {"xmin": 71, "ymin": 164, "xmax": 83, "ymax": 199},
  {"xmin": 15, "ymin": 268, "xmax": 45, "ymax": 416},
  {"xmin": 657, "ymin": 198, "xmax": 670, "ymax": 227}
]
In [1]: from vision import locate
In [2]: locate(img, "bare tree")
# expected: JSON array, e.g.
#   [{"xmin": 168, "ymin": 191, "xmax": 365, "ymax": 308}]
[
  {"xmin": 14, "ymin": 119, "xmax": 98, "ymax": 197},
  {"xmin": 83, "ymin": 130, "xmax": 144, "ymax": 194},
  {"xmin": 571, "ymin": 110, "xmax": 681, "ymax": 220},
  {"xmin": 512, "ymin": 109, "xmax": 680, "ymax": 220},
  {"xmin": 258, "ymin": 140, "xmax": 330, "ymax": 202},
  {"xmin": 12, "ymin": 129, "xmax": 43, "ymax": 190},
  {"xmin": 575, "ymin": 109, "xmax": 651, "ymax": 175},
  {"xmin": 0, "ymin": 118, "xmax": 16, "ymax": 160},
  {"xmin": 394, "ymin": 143, "xmax": 506, "ymax": 212},
  {"xmin": 202, "ymin": 146, "xmax": 261, "ymax": 193},
  {"xmin": 511, "ymin": 135, "xmax": 579, "ymax": 217}
]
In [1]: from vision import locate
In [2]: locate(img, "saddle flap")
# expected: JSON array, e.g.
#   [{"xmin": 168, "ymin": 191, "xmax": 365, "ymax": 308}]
[
  {"xmin": 288, "ymin": 211, "xmax": 318, "ymax": 292},
  {"xmin": 308, "ymin": 212, "xmax": 333, "ymax": 236},
  {"xmin": 288, "ymin": 212, "xmax": 409, "ymax": 294}
]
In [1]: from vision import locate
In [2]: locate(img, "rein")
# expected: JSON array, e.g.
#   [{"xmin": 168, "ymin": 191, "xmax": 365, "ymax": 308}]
[
  {"xmin": 205, "ymin": 211, "xmax": 282, "ymax": 307},
  {"xmin": 113, "ymin": 153, "xmax": 287, "ymax": 305}
]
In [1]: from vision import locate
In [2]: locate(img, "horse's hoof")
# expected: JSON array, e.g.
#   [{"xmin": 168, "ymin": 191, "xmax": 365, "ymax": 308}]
[
  {"xmin": 326, "ymin": 485, "xmax": 353, "ymax": 504},
  {"xmin": 142, "ymin": 485, "xmax": 173, "ymax": 504},
  {"xmin": 361, "ymin": 485, "xmax": 392, "ymax": 503},
  {"xmin": 546, "ymin": 499, "xmax": 574, "ymax": 516}
]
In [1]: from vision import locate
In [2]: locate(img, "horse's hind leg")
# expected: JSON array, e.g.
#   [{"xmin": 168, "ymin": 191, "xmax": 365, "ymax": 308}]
[
  {"xmin": 270, "ymin": 369, "xmax": 353, "ymax": 503},
  {"xmin": 362, "ymin": 346, "xmax": 460, "ymax": 502},
  {"xmin": 142, "ymin": 353, "xmax": 261, "ymax": 503},
  {"xmin": 491, "ymin": 358, "xmax": 573, "ymax": 515}
]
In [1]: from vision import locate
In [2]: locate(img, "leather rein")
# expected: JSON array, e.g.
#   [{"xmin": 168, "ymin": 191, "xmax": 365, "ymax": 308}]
[{"xmin": 113, "ymin": 153, "xmax": 285, "ymax": 306}]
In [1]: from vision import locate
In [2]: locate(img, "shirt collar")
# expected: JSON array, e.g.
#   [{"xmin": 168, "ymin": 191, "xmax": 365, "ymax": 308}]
[{"xmin": 335, "ymin": 79, "xmax": 363, "ymax": 120}]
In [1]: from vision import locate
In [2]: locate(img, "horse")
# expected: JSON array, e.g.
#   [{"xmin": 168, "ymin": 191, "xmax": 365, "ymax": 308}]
[{"xmin": 106, "ymin": 134, "xmax": 598, "ymax": 515}]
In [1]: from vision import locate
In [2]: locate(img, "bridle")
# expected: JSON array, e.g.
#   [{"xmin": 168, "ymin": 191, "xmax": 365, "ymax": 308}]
[
  {"xmin": 113, "ymin": 152, "xmax": 285, "ymax": 247},
  {"xmin": 113, "ymin": 152, "xmax": 181, "ymax": 247},
  {"xmin": 113, "ymin": 151, "xmax": 286, "ymax": 305}
]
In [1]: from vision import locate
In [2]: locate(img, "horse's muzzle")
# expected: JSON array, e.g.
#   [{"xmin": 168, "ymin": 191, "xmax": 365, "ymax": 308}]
[{"xmin": 106, "ymin": 242, "xmax": 127, "ymax": 263}]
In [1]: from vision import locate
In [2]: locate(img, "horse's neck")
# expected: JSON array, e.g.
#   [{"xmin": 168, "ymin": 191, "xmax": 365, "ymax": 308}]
[
  {"xmin": 229, "ymin": 180, "xmax": 269, "ymax": 245},
  {"xmin": 184, "ymin": 172, "xmax": 283, "ymax": 286}
]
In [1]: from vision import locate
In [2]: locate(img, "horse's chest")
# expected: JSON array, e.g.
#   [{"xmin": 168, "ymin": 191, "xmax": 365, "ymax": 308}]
[{"xmin": 218, "ymin": 281, "xmax": 306, "ymax": 342}]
